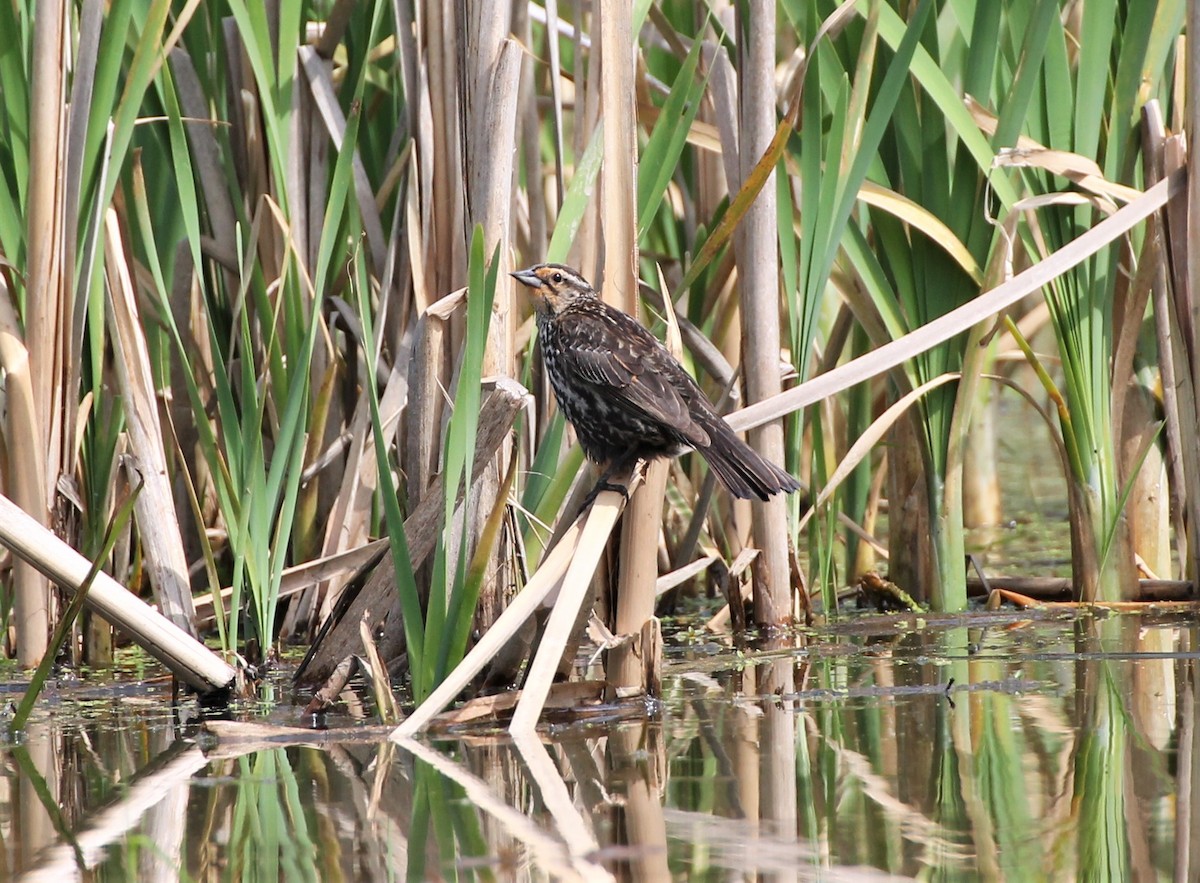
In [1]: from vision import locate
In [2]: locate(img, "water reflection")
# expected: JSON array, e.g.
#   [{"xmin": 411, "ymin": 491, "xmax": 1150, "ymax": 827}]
[{"xmin": 3, "ymin": 610, "xmax": 1197, "ymax": 880}]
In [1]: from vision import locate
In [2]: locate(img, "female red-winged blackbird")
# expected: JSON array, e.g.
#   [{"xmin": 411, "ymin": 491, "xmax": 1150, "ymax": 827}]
[{"xmin": 511, "ymin": 263, "xmax": 800, "ymax": 501}]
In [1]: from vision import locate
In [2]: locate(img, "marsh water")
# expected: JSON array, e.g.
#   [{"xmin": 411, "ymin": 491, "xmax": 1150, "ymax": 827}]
[
  {"xmin": 3, "ymin": 402, "xmax": 1197, "ymax": 881},
  {"xmin": 0, "ymin": 607, "xmax": 1195, "ymax": 881}
]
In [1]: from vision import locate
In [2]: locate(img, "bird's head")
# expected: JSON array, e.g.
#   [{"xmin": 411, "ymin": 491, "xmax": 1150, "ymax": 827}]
[{"xmin": 510, "ymin": 263, "xmax": 595, "ymax": 316}]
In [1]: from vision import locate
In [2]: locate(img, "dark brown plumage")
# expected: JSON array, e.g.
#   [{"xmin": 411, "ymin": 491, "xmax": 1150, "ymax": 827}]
[{"xmin": 510, "ymin": 263, "xmax": 800, "ymax": 501}]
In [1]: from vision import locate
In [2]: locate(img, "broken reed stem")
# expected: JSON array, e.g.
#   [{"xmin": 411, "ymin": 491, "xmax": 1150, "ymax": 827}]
[
  {"xmin": 510, "ymin": 478, "xmax": 631, "ymax": 733},
  {"xmin": 0, "ymin": 493, "xmax": 235, "ymax": 694},
  {"xmin": 607, "ymin": 459, "xmax": 669, "ymax": 694},
  {"xmin": 392, "ymin": 467, "xmax": 636, "ymax": 738},
  {"xmin": 297, "ymin": 377, "xmax": 530, "ymax": 686}
]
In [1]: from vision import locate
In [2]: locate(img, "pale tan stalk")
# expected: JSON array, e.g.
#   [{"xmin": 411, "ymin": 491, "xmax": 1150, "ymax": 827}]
[
  {"xmin": 599, "ymin": 0, "xmax": 637, "ymax": 314},
  {"xmin": 403, "ymin": 288, "xmax": 463, "ymax": 512},
  {"xmin": 1142, "ymin": 101, "xmax": 1193, "ymax": 578},
  {"xmin": 464, "ymin": 2, "xmax": 521, "ymax": 627},
  {"xmin": 543, "ymin": 0, "xmax": 566, "ymax": 210},
  {"xmin": 588, "ymin": 0, "xmax": 657, "ymax": 695},
  {"xmin": 596, "ymin": 0, "xmax": 661, "ymax": 694},
  {"xmin": 572, "ymin": 6, "xmax": 602, "ymax": 280},
  {"xmin": 728, "ymin": 173, "xmax": 1185, "ymax": 433},
  {"xmin": 391, "ymin": 468, "xmax": 635, "ymax": 737},
  {"xmin": 1189, "ymin": 5, "xmax": 1200, "ymax": 538},
  {"xmin": 300, "ymin": 45, "xmax": 388, "ymax": 271},
  {"xmin": 103, "ymin": 210, "xmax": 197, "ymax": 632},
  {"xmin": 17, "ymin": 0, "xmax": 71, "ymax": 664},
  {"xmin": 608, "ymin": 460, "xmax": 668, "ymax": 692},
  {"xmin": 312, "ymin": 360, "xmax": 406, "ymax": 626},
  {"xmin": 0, "ymin": 272, "xmax": 47, "ymax": 665},
  {"xmin": 515, "ymin": 0, "xmax": 548, "ymax": 254},
  {"xmin": 709, "ymin": 63, "xmax": 755, "ymax": 559},
  {"xmin": 424, "ymin": 0, "xmax": 466, "ymax": 299},
  {"xmin": 0, "ymin": 494, "xmax": 235, "ymax": 693},
  {"xmin": 511, "ymin": 474, "xmax": 632, "ymax": 732},
  {"xmin": 734, "ymin": 0, "xmax": 791, "ymax": 625}
]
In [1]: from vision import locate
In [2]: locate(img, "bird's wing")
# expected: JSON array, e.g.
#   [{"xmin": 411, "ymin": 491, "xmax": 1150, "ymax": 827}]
[{"xmin": 557, "ymin": 308, "xmax": 710, "ymax": 447}]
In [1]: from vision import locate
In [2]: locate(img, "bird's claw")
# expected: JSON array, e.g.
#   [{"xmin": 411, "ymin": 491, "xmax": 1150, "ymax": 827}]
[{"xmin": 582, "ymin": 479, "xmax": 631, "ymax": 509}]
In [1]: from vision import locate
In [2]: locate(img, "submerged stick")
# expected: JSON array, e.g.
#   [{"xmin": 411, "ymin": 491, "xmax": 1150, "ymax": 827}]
[
  {"xmin": 987, "ymin": 588, "xmax": 1200, "ymax": 612},
  {"xmin": 0, "ymin": 493, "xmax": 235, "ymax": 695}
]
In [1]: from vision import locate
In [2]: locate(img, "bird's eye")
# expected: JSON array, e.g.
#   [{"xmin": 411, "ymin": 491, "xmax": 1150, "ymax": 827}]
[{"xmin": 551, "ymin": 272, "xmax": 563, "ymax": 284}]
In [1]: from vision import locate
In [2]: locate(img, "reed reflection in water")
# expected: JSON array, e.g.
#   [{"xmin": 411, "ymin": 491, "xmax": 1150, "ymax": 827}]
[{"xmin": 3, "ymin": 610, "xmax": 1195, "ymax": 880}]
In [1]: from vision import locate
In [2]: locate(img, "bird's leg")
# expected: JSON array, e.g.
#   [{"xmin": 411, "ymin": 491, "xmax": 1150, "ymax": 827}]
[
  {"xmin": 582, "ymin": 455, "xmax": 641, "ymax": 509},
  {"xmin": 581, "ymin": 463, "xmax": 628, "ymax": 509}
]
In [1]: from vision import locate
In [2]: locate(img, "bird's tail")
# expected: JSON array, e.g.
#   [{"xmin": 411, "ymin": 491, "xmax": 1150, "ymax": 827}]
[{"xmin": 698, "ymin": 416, "xmax": 801, "ymax": 501}]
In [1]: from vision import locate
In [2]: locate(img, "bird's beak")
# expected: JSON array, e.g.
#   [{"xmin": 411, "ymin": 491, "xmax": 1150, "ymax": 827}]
[{"xmin": 510, "ymin": 268, "xmax": 541, "ymax": 289}]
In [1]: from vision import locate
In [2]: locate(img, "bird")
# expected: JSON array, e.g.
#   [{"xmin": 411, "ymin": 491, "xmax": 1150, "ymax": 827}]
[{"xmin": 510, "ymin": 263, "xmax": 800, "ymax": 502}]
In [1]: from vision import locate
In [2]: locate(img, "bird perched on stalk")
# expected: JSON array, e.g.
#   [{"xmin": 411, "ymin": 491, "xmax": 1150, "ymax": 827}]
[{"xmin": 511, "ymin": 263, "xmax": 800, "ymax": 502}]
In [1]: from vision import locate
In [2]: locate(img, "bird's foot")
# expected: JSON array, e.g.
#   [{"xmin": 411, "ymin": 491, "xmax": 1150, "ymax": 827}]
[{"xmin": 582, "ymin": 478, "xmax": 631, "ymax": 509}]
